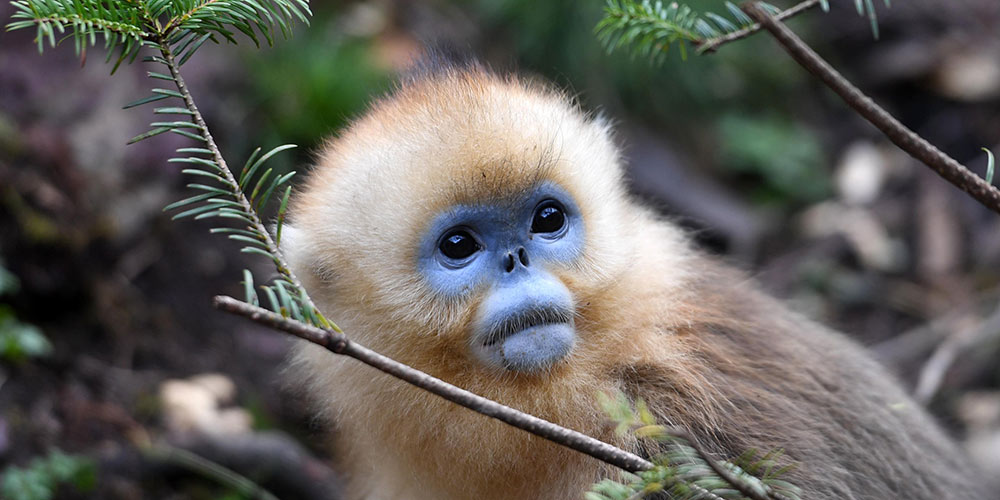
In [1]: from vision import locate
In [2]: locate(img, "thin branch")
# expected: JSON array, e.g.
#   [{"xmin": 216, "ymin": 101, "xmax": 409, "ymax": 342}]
[
  {"xmin": 741, "ymin": 1, "xmax": 1000, "ymax": 215},
  {"xmin": 212, "ymin": 295, "xmax": 655, "ymax": 473},
  {"xmin": 697, "ymin": 0, "xmax": 820, "ymax": 54},
  {"xmin": 157, "ymin": 40, "xmax": 331, "ymax": 329}
]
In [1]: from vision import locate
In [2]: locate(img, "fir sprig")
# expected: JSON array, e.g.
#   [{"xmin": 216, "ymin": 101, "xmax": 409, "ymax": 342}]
[
  {"xmin": 8, "ymin": 0, "xmax": 147, "ymax": 65},
  {"xmin": 5, "ymin": 0, "xmax": 332, "ymax": 330},
  {"xmin": 7, "ymin": 0, "xmax": 310, "ymax": 70},
  {"xmin": 597, "ymin": 0, "xmax": 891, "ymax": 61},
  {"xmin": 588, "ymin": 392, "xmax": 801, "ymax": 500},
  {"xmin": 596, "ymin": 0, "xmax": 783, "ymax": 61}
]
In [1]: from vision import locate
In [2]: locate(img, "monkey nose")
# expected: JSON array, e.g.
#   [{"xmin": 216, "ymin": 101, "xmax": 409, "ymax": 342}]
[{"xmin": 503, "ymin": 247, "xmax": 530, "ymax": 273}]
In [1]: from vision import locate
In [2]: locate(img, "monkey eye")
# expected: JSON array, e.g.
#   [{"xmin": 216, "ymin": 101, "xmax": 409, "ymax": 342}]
[
  {"xmin": 439, "ymin": 229, "xmax": 481, "ymax": 261},
  {"xmin": 531, "ymin": 200, "xmax": 566, "ymax": 234}
]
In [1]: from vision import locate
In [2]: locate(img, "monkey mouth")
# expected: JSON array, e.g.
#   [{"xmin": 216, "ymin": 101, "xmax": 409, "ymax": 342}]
[{"xmin": 482, "ymin": 307, "xmax": 574, "ymax": 347}]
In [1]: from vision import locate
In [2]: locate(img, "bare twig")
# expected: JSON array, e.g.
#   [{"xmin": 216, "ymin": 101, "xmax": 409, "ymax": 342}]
[
  {"xmin": 697, "ymin": 0, "xmax": 821, "ymax": 54},
  {"xmin": 741, "ymin": 1, "xmax": 1000, "ymax": 215},
  {"xmin": 212, "ymin": 295, "xmax": 654, "ymax": 473}
]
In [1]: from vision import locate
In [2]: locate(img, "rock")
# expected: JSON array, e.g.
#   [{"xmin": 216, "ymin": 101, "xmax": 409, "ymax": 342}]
[
  {"xmin": 835, "ymin": 141, "xmax": 887, "ymax": 206},
  {"xmin": 799, "ymin": 202, "xmax": 904, "ymax": 272},
  {"xmin": 159, "ymin": 374, "xmax": 251, "ymax": 436},
  {"xmin": 932, "ymin": 48, "xmax": 1000, "ymax": 101},
  {"xmin": 187, "ymin": 373, "xmax": 237, "ymax": 405}
]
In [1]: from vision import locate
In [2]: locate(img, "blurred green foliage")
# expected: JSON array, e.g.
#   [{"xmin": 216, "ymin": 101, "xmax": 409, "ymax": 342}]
[
  {"xmin": 0, "ymin": 259, "xmax": 51, "ymax": 364},
  {"xmin": 1, "ymin": 190, "xmax": 61, "ymax": 245},
  {"xmin": 471, "ymin": 0, "xmax": 805, "ymax": 119},
  {"xmin": 243, "ymin": 14, "xmax": 390, "ymax": 157},
  {"xmin": 0, "ymin": 261, "xmax": 17, "ymax": 296},
  {"xmin": 717, "ymin": 113, "xmax": 829, "ymax": 203},
  {"xmin": 0, "ymin": 450, "xmax": 96, "ymax": 500},
  {"xmin": 0, "ymin": 306, "xmax": 51, "ymax": 363}
]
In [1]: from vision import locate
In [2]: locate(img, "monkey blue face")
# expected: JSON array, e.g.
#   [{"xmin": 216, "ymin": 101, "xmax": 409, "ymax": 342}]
[{"xmin": 418, "ymin": 182, "xmax": 584, "ymax": 372}]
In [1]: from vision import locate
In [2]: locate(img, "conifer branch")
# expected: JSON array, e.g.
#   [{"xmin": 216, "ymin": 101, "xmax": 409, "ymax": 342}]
[
  {"xmin": 155, "ymin": 39, "xmax": 332, "ymax": 329},
  {"xmin": 696, "ymin": 0, "xmax": 820, "ymax": 54},
  {"xmin": 742, "ymin": 1, "xmax": 1000, "ymax": 215},
  {"xmin": 598, "ymin": 0, "xmax": 889, "ymax": 60}
]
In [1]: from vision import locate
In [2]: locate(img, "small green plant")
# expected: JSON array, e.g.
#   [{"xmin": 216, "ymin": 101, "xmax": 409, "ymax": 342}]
[
  {"xmin": 597, "ymin": 0, "xmax": 781, "ymax": 60},
  {"xmin": 588, "ymin": 392, "xmax": 801, "ymax": 500},
  {"xmin": 0, "ymin": 449, "xmax": 96, "ymax": 500}
]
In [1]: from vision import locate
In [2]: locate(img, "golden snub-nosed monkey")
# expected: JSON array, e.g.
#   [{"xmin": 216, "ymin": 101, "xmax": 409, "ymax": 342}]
[{"xmin": 281, "ymin": 63, "xmax": 987, "ymax": 500}]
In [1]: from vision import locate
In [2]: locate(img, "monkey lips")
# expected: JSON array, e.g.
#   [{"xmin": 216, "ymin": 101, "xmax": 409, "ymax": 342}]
[{"xmin": 477, "ymin": 306, "xmax": 575, "ymax": 372}]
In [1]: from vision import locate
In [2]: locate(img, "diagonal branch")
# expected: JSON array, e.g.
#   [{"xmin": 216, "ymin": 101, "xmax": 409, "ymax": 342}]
[
  {"xmin": 741, "ymin": 1, "xmax": 1000, "ymax": 215},
  {"xmin": 212, "ymin": 295, "xmax": 654, "ymax": 473}
]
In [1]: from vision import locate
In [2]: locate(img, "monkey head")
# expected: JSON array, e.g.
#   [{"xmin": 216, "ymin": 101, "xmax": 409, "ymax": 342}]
[{"xmin": 283, "ymin": 67, "xmax": 651, "ymax": 378}]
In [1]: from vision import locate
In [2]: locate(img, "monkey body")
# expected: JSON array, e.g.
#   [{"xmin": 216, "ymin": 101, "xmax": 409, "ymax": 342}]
[{"xmin": 284, "ymin": 68, "xmax": 985, "ymax": 499}]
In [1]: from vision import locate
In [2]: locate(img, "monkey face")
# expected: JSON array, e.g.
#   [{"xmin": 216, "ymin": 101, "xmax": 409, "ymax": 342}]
[
  {"xmin": 417, "ymin": 182, "xmax": 585, "ymax": 372},
  {"xmin": 285, "ymin": 68, "xmax": 643, "ymax": 379}
]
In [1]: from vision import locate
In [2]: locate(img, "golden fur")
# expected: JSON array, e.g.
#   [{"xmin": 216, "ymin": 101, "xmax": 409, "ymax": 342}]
[{"xmin": 282, "ymin": 67, "xmax": 986, "ymax": 499}]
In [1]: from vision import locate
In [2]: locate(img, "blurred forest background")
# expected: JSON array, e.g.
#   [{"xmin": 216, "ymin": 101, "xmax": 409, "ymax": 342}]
[{"xmin": 2, "ymin": 0, "xmax": 1000, "ymax": 498}]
